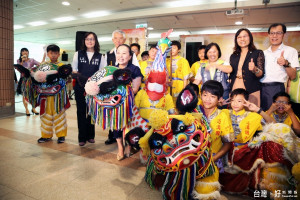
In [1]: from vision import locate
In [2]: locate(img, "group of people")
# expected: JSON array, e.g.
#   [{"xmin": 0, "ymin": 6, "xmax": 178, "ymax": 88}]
[{"xmin": 15, "ymin": 22, "xmax": 300, "ymax": 198}]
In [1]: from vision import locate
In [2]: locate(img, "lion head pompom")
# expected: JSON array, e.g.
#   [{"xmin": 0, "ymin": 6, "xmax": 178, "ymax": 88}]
[
  {"xmin": 34, "ymin": 71, "xmax": 47, "ymax": 83},
  {"xmin": 148, "ymin": 109, "xmax": 169, "ymax": 129},
  {"xmin": 85, "ymin": 81, "xmax": 100, "ymax": 96}
]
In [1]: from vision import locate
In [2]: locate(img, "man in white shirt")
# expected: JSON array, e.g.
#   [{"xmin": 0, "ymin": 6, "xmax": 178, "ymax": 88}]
[
  {"xmin": 101, "ymin": 30, "xmax": 140, "ymax": 68},
  {"xmin": 260, "ymin": 23, "xmax": 298, "ymax": 111}
]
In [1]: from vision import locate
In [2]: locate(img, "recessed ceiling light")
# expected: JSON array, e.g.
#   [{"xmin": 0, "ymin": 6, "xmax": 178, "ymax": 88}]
[
  {"xmin": 52, "ymin": 16, "xmax": 76, "ymax": 22},
  {"xmin": 62, "ymin": 1, "xmax": 70, "ymax": 6},
  {"xmin": 82, "ymin": 11, "xmax": 110, "ymax": 18},
  {"xmin": 14, "ymin": 25, "xmax": 24, "ymax": 29},
  {"xmin": 147, "ymin": 27, "xmax": 154, "ymax": 30},
  {"xmin": 235, "ymin": 21, "xmax": 243, "ymax": 25},
  {"xmin": 27, "ymin": 21, "xmax": 47, "ymax": 26}
]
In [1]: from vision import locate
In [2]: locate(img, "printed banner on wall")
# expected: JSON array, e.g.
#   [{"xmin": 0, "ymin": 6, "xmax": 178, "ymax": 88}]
[{"xmin": 122, "ymin": 28, "xmax": 147, "ymax": 61}]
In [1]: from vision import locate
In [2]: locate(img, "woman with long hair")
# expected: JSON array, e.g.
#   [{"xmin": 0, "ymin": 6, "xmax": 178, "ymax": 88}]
[
  {"xmin": 17, "ymin": 48, "xmax": 40, "ymax": 116},
  {"xmin": 229, "ymin": 28, "xmax": 265, "ymax": 106}
]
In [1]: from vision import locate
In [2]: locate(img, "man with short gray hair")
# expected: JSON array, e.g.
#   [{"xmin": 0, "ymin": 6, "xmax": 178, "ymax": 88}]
[{"xmin": 101, "ymin": 30, "xmax": 140, "ymax": 68}]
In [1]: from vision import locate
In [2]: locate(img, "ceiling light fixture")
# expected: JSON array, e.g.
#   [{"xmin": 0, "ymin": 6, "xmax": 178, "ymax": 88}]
[
  {"xmin": 194, "ymin": 29, "xmax": 238, "ymax": 34},
  {"xmin": 82, "ymin": 11, "xmax": 110, "ymax": 18},
  {"xmin": 27, "ymin": 21, "xmax": 47, "ymax": 26},
  {"xmin": 62, "ymin": 1, "xmax": 70, "ymax": 6},
  {"xmin": 148, "ymin": 31, "xmax": 189, "ymax": 39},
  {"xmin": 98, "ymin": 37, "xmax": 112, "ymax": 42},
  {"xmin": 287, "ymin": 26, "xmax": 300, "ymax": 31},
  {"xmin": 14, "ymin": 25, "xmax": 24, "ymax": 29},
  {"xmin": 147, "ymin": 27, "xmax": 154, "ymax": 30},
  {"xmin": 57, "ymin": 40, "xmax": 72, "ymax": 45},
  {"xmin": 52, "ymin": 16, "xmax": 76, "ymax": 22},
  {"xmin": 148, "ymin": 33, "xmax": 161, "ymax": 39},
  {"xmin": 165, "ymin": 0, "xmax": 234, "ymax": 8},
  {"xmin": 235, "ymin": 21, "xmax": 243, "ymax": 25}
]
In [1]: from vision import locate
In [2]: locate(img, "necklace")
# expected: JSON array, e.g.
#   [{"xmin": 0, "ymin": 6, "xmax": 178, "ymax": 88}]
[{"xmin": 272, "ymin": 112, "xmax": 288, "ymax": 123}]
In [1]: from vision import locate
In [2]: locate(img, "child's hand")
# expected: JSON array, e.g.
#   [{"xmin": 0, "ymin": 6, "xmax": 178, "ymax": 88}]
[
  {"xmin": 284, "ymin": 104, "xmax": 293, "ymax": 114},
  {"xmin": 221, "ymin": 98, "xmax": 231, "ymax": 106},
  {"xmin": 243, "ymin": 99, "xmax": 259, "ymax": 112},
  {"xmin": 269, "ymin": 102, "xmax": 278, "ymax": 113}
]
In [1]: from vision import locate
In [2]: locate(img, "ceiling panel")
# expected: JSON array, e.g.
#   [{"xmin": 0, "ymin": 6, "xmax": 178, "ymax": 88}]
[{"xmin": 13, "ymin": 0, "xmax": 300, "ymax": 51}]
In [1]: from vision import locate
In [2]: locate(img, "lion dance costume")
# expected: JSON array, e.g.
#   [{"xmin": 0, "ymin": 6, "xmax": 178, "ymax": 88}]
[
  {"xmin": 85, "ymin": 66, "xmax": 134, "ymax": 131},
  {"xmin": 29, "ymin": 62, "xmax": 71, "ymax": 139},
  {"xmin": 126, "ymin": 85, "xmax": 221, "ymax": 200}
]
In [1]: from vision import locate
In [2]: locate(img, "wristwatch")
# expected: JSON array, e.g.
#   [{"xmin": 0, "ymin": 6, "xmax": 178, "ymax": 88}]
[
  {"xmin": 283, "ymin": 60, "xmax": 291, "ymax": 68},
  {"xmin": 257, "ymin": 108, "xmax": 263, "ymax": 114}
]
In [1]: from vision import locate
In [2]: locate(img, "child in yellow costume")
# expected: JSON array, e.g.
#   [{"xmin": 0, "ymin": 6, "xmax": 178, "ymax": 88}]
[
  {"xmin": 200, "ymin": 80, "xmax": 234, "ymax": 173},
  {"xmin": 139, "ymin": 45, "xmax": 158, "ymax": 89},
  {"xmin": 32, "ymin": 45, "xmax": 71, "ymax": 143},
  {"xmin": 190, "ymin": 45, "xmax": 207, "ymax": 78},
  {"xmin": 219, "ymin": 89, "xmax": 276, "ymax": 193},
  {"xmin": 219, "ymin": 89, "xmax": 299, "ymax": 198},
  {"xmin": 267, "ymin": 92, "xmax": 300, "ymax": 136},
  {"xmin": 226, "ymin": 89, "xmax": 275, "ymax": 148},
  {"xmin": 190, "ymin": 46, "xmax": 207, "ymax": 105},
  {"xmin": 135, "ymin": 68, "xmax": 175, "ymax": 122},
  {"xmin": 166, "ymin": 40, "xmax": 191, "ymax": 102}
]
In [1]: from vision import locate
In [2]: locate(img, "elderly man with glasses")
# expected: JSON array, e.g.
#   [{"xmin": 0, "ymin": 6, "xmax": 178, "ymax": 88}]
[{"xmin": 260, "ymin": 23, "xmax": 299, "ymax": 111}]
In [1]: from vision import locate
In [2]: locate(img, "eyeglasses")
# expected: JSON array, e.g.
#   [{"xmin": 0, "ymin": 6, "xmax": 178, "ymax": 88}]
[
  {"xmin": 85, "ymin": 38, "xmax": 95, "ymax": 41},
  {"xmin": 275, "ymin": 100, "xmax": 289, "ymax": 105},
  {"xmin": 269, "ymin": 32, "xmax": 284, "ymax": 36}
]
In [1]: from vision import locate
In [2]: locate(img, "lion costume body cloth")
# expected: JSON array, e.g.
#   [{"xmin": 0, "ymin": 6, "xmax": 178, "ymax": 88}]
[
  {"xmin": 31, "ymin": 62, "xmax": 71, "ymax": 138},
  {"xmin": 219, "ymin": 109, "xmax": 300, "ymax": 199},
  {"xmin": 85, "ymin": 66, "xmax": 134, "ymax": 130}
]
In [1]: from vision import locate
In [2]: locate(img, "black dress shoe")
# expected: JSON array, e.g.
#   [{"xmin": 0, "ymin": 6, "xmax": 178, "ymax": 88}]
[
  {"xmin": 57, "ymin": 137, "xmax": 65, "ymax": 143},
  {"xmin": 105, "ymin": 138, "xmax": 116, "ymax": 145},
  {"xmin": 37, "ymin": 137, "xmax": 52, "ymax": 143},
  {"xmin": 79, "ymin": 142, "xmax": 86, "ymax": 146},
  {"xmin": 87, "ymin": 139, "xmax": 95, "ymax": 143}
]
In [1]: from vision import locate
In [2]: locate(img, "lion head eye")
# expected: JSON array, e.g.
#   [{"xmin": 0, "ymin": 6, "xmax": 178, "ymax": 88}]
[{"xmin": 149, "ymin": 132, "xmax": 165, "ymax": 150}]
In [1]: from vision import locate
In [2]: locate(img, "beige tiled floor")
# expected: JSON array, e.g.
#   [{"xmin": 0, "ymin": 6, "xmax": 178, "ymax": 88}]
[{"xmin": 0, "ymin": 95, "xmax": 251, "ymax": 200}]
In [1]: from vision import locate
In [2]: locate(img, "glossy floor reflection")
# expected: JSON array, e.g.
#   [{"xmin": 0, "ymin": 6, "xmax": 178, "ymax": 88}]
[{"xmin": 0, "ymin": 95, "xmax": 251, "ymax": 200}]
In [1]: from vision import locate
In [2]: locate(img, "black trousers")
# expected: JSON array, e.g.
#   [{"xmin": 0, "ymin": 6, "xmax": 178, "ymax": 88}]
[
  {"xmin": 261, "ymin": 82, "xmax": 285, "ymax": 111},
  {"xmin": 74, "ymin": 85, "xmax": 95, "ymax": 142}
]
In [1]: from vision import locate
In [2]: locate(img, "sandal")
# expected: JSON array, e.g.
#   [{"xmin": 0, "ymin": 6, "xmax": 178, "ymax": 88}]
[{"xmin": 117, "ymin": 154, "xmax": 125, "ymax": 161}]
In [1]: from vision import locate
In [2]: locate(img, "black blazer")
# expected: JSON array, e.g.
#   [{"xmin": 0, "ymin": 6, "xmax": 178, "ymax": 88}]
[{"xmin": 229, "ymin": 49, "xmax": 265, "ymax": 94}]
